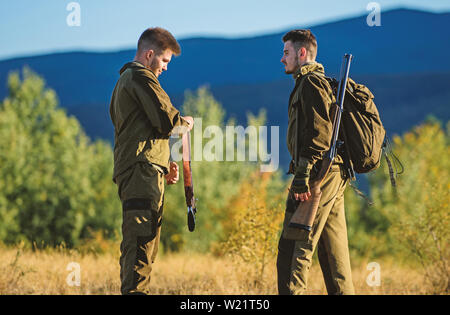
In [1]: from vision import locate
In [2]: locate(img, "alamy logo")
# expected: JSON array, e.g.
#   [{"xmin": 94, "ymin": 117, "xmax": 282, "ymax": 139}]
[
  {"xmin": 366, "ymin": 262, "xmax": 381, "ymax": 287},
  {"xmin": 66, "ymin": 262, "xmax": 81, "ymax": 287},
  {"xmin": 170, "ymin": 118, "xmax": 280, "ymax": 172},
  {"xmin": 66, "ymin": 2, "xmax": 81, "ymax": 27},
  {"xmin": 366, "ymin": 2, "xmax": 381, "ymax": 27}
]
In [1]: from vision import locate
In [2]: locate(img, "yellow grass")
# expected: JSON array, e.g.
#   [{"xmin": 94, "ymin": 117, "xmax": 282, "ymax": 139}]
[{"xmin": 0, "ymin": 242, "xmax": 430, "ymax": 295}]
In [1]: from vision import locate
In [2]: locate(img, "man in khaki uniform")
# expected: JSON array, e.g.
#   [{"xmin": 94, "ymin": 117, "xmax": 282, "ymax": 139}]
[
  {"xmin": 110, "ymin": 27, "xmax": 193, "ymax": 295},
  {"xmin": 277, "ymin": 29, "xmax": 354, "ymax": 295}
]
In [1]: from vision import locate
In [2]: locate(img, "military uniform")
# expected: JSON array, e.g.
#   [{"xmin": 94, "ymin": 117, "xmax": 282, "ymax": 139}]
[
  {"xmin": 110, "ymin": 61, "xmax": 188, "ymax": 295},
  {"xmin": 277, "ymin": 62, "xmax": 354, "ymax": 295}
]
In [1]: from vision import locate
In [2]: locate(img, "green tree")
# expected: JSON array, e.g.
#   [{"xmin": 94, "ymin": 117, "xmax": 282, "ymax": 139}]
[
  {"xmin": 368, "ymin": 122, "xmax": 449, "ymax": 293},
  {"xmin": 217, "ymin": 171, "xmax": 285, "ymax": 288},
  {"xmin": 340, "ymin": 121, "xmax": 450, "ymax": 292},
  {"xmin": 0, "ymin": 68, "xmax": 121, "ymax": 246}
]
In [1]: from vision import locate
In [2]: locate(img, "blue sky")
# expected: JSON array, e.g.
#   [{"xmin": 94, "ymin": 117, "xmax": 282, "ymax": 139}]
[{"xmin": 1, "ymin": 0, "xmax": 449, "ymax": 60}]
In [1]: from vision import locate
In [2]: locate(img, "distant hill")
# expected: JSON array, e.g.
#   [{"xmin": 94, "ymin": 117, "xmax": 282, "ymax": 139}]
[{"xmin": 1, "ymin": 8, "xmax": 449, "ymax": 172}]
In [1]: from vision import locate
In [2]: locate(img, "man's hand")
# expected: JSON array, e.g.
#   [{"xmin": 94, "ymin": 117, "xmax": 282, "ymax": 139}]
[
  {"xmin": 293, "ymin": 191, "xmax": 312, "ymax": 202},
  {"xmin": 291, "ymin": 176, "xmax": 311, "ymax": 202},
  {"xmin": 165, "ymin": 162, "xmax": 179, "ymax": 185}
]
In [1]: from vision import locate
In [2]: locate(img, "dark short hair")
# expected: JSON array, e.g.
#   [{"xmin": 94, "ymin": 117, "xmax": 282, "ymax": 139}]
[
  {"xmin": 138, "ymin": 27, "xmax": 181, "ymax": 56},
  {"xmin": 282, "ymin": 29, "xmax": 317, "ymax": 60}
]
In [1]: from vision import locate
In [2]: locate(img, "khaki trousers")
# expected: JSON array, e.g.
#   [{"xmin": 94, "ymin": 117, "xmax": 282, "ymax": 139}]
[
  {"xmin": 277, "ymin": 164, "xmax": 354, "ymax": 295},
  {"xmin": 115, "ymin": 162, "xmax": 165, "ymax": 295}
]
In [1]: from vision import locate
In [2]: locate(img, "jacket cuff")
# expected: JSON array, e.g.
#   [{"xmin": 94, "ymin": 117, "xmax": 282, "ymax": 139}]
[
  {"xmin": 178, "ymin": 116, "xmax": 191, "ymax": 128},
  {"xmin": 170, "ymin": 116, "xmax": 191, "ymax": 136},
  {"xmin": 295, "ymin": 156, "xmax": 313, "ymax": 173}
]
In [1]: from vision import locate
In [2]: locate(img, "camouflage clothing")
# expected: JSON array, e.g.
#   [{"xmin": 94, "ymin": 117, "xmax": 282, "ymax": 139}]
[
  {"xmin": 116, "ymin": 162, "xmax": 164, "ymax": 295},
  {"xmin": 110, "ymin": 61, "xmax": 186, "ymax": 295},
  {"xmin": 286, "ymin": 62, "xmax": 344, "ymax": 173},
  {"xmin": 277, "ymin": 165, "xmax": 354, "ymax": 295},
  {"xmin": 277, "ymin": 62, "xmax": 354, "ymax": 295},
  {"xmin": 110, "ymin": 61, "xmax": 188, "ymax": 180}
]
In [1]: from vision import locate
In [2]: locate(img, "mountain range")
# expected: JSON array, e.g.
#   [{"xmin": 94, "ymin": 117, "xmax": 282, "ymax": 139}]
[{"xmin": 1, "ymin": 8, "xmax": 449, "ymax": 173}]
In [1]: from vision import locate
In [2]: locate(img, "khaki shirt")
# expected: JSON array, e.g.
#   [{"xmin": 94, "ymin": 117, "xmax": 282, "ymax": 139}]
[
  {"xmin": 287, "ymin": 62, "xmax": 343, "ymax": 173},
  {"xmin": 110, "ymin": 62, "xmax": 188, "ymax": 181}
]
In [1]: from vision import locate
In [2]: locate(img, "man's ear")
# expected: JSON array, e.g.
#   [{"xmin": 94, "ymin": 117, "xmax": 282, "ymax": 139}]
[
  {"xmin": 298, "ymin": 47, "xmax": 307, "ymax": 60},
  {"xmin": 146, "ymin": 49, "xmax": 154, "ymax": 61}
]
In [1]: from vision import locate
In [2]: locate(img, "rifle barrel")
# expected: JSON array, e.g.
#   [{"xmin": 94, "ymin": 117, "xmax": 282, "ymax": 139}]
[{"xmin": 328, "ymin": 54, "xmax": 353, "ymax": 160}]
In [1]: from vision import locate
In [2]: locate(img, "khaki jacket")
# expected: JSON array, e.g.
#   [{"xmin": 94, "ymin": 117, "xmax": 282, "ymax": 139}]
[
  {"xmin": 287, "ymin": 62, "xmax": 343, "ymax": 174},
  {"xmin": 110, "ymin": 62, "xmax": 188, "ymax": 180}
]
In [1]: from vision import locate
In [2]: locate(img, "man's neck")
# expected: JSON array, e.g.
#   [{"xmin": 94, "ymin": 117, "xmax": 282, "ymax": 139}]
[
  {"xmin": 133, "ymin": 56, "xmax": 146, "ymax": 67},
  {"xmin": 292, "ymin": 61, "xmax": 316, "ymax": 79}
]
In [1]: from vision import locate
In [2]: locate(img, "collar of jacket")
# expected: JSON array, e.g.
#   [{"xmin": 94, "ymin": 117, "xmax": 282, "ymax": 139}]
[
  {"xmin": 294, "ymin": 62, "xmax": 325, "ymax": 82},
  {"xmin": 119, "ymin": 61, "xmax": 159, "ymax": 82}
]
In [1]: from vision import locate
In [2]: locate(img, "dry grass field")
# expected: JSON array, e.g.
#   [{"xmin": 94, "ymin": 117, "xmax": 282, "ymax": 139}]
[{"xmin": 0, "ymin": 242, "xmax": 431, "ymax": 295}]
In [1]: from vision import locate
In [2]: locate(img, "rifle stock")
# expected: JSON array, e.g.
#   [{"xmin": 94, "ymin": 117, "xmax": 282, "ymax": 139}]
[
  {"xmin": 287, "ymin": 157, "xmax": 333, "ymax": 231},
  {"xmin": 182, "ymin": 131, "xmax": 197, "ymax": 232}
]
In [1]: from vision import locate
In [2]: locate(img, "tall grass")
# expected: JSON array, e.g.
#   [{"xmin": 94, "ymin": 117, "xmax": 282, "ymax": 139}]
[{"xmin": 0, "ymin": 242, "xmax": 430, "ymax": 295}]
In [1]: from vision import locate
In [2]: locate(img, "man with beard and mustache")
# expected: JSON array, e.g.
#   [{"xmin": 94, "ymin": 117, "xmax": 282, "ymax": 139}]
[
  {"xmin": 277, "ymin": 29, "xmax": 354, "ymax": 295},
  {"xmin": 110, "ymin": 27, "xmax": 193, "ymax": 295}
]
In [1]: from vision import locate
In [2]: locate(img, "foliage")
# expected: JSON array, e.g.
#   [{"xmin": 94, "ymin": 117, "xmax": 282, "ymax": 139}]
[
  {"xmin": 161, "ymin": 87, "xmax": 271, "ymax": 252},
  {"xmin": 370, "ymin": 122, "xmax": 449, "ymax": 293},
  {"xmin": 345, "ymin": 179, "xmax": 394, "ymax": 259},
  {"xmin": 215, "ymin": 171, "xmax": 286, "ymax": 286},
  {"xmin": 0, "ymin": 68, "xmax": 121, "ymax": 246},
  {"xmin": 1, "ymin": 69, "xmax": 448, "ymax": 294},
  {"xmin": 345, "ymin": 121, "xmax": 449, "ymax": 293}
]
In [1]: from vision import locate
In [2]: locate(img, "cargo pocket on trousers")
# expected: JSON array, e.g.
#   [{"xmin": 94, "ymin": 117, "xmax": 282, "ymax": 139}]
[{"xmin": 122, "ymin": 199, "xmax": 159, "ymax": 240}]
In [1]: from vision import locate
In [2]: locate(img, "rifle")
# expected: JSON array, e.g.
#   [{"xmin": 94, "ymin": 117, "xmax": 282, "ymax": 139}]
[
  {"xmin": 182, "ymin": 131, "xmax": 197, "ymax": 232},
  {"xmin": 288, "ymin": 54, "xmax": 353, "ymax": 232}
]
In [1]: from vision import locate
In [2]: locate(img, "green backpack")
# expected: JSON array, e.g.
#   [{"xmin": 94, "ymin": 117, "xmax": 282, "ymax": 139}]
[
  {"xmin": 310, "ymin": 71, "xmax": 401, "ymax": 204},
  {"xmin": 341, "ymin": 78, "xmax": 385, "ymax": 174},
  {"xmin": 323, "ymin": 75, "xmax": 386, "ymax": 174}
]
